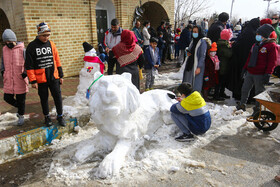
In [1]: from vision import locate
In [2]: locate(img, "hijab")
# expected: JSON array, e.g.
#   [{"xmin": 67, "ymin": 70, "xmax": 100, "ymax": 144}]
[
  {"xmin": 112, "ymin": 30, "xmax": 142, "ymax": 67},
  {"xmin": 186, "ymin": 25, "xmax": 204, "ymax": 71}
]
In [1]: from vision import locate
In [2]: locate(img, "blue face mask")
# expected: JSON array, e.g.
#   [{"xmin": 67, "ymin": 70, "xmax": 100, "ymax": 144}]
[
  {"xmin": 192, "ymin": 33, "xmax": 199, "ymax": 38},
  {"xmin": 256, "ymin": 35, "xmax": 262, "ymax": 42},
  {"xmin": 147, "ymin": 25, "xmax": 150, "ymax": 29}
]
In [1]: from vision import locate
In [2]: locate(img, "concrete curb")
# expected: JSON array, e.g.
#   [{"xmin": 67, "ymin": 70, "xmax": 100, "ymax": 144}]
[{"xmin": 0, "ymin": 118, "xmax": 78, "ymax": 163}]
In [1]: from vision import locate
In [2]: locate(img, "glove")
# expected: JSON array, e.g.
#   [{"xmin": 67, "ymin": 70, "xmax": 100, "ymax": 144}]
[
  {"xmin": 241, "ymin": 69, "xmax": 247, "ymax": 79},
  {"xmin": 263, "ymin": 74, "xmax": 270, "ymax": 85},
  {"xmin": 22, "ymin": 72, "xmax": 27, "ymax": 79}
]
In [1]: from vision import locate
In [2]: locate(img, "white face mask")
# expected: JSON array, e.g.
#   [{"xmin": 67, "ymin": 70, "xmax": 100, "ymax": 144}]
[{"xmin": 210, "ymin": 52, "xmax": 216, "ymax": 56}]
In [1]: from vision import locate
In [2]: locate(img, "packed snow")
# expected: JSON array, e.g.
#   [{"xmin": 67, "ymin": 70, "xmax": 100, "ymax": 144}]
[{"xmin": 45, "ymin": 71, "xmax": 278, "ymax": 186}]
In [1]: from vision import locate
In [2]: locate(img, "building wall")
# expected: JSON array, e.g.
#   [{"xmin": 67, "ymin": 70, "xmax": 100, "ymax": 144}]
[
  {"xmin": 0, "ymin": 0, "xmax": 27, "ymax": 60},
  {"xmin": 0, "ymin": 0, "xmax": 173, "ymax": 77}
]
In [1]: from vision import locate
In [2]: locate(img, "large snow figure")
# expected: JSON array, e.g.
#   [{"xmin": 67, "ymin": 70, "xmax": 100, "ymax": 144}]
[
  {"xmin": 61, "ymin": 43, "xmax": 104, "ymax": 117},
  {"xmin": 74, "ymin": 72, "xmax": 175, "ymax": 178}
]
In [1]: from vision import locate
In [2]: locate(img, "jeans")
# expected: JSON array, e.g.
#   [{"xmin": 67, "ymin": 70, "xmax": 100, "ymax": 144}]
[{"xmin": 171, "ymin": 112, "xmax": 191, "ymax": 135}]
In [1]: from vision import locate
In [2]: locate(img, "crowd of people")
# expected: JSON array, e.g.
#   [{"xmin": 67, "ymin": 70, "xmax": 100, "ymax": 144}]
[{"xmin": 1, "ymin": 11, "xmax": 280, "ymax": 182}]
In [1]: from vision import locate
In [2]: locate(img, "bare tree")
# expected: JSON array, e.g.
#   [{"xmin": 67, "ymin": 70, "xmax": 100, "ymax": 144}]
[{"xmin": 174, "ymin": 0, "xmax": 210, "ymax": 28}]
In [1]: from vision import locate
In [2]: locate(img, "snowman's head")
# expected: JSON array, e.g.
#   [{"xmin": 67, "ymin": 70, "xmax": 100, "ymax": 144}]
[{"xmin": 85, "ymin": 48, "xmax": 97, "ymax": 57}]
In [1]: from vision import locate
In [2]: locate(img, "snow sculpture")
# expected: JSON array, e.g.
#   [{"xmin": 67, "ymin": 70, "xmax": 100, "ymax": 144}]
[
  {"xmin": 74, "ymin": 72, "xmax": 175, "ymax": 178},
  {"xmin": 61, "ymin": 46, "xmax": 104, "ymax": 117}
]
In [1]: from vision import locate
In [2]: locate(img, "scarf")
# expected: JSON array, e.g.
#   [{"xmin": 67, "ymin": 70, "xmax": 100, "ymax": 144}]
[
  {"xmin": 112, "ymin": 30, "xmax": 142, "ymax": 67},
  {"xmin": 83, "ymin": 56, "xmax": 105, "ymax": 74},
  {"xmin": 186, "ymin": 26, "xmax": 204, "ymax": 71},
  {"xmin": 210, "ymin": 55, "xmax": 220, "ymax": 70},
  {"xmin": 248, "ymin": 41, "xmax": 266, "ymax": 67}
]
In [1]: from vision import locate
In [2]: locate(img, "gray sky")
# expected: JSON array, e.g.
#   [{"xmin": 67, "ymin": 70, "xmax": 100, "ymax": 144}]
[{"xmin": 207, "ymin": 0, "xmax": 280, "ymax": 21}]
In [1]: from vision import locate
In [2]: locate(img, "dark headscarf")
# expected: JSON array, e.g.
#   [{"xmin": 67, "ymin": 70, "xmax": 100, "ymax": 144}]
[{"xmin": 186, "ymin": 25, "xmax": 204, "ymax": 71}]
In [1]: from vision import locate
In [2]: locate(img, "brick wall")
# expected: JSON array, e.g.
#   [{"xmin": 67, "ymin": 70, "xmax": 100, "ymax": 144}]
[{"xmin": 0, "ymin": 0, "xmax": 174, "ymax": 77}]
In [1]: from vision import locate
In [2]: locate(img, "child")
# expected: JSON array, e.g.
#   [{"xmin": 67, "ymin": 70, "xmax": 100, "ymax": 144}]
[
  {"xmin": 202, "ymin": 42, "xmax": 220, "ymax": 101},
  {"xmin": 157, "ymin": 31, "xmax": 165, "ymax": 65},
  {"xmin": 237, "ymin": 24, "xmax": 277, "ymax": 114},
  {"xmin": 144, "ymin": 37, "xmax": 161, "ymax": 91},
  {"xmin": 174, "ymin": 28, "xmax": 181, "ymax": 59},
  {"xmin": 216, "ymin": 29, "xmax": 233, "ymax": 100},
  {"xmin": 170, "ymin": 83, "xmax": 211, "ymax": 142},
  {"xmin": 1, "ymin": 29, "xmax": 29, "ymax": 126}
]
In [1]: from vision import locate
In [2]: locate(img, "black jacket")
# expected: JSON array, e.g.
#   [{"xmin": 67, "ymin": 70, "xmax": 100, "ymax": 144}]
[{"xmin": 207, "ymin": 21, "xmax": 225, "ymax": 42}]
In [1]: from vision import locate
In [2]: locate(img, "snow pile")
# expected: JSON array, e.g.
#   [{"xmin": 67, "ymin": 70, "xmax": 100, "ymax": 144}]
[{"xmin": 46, "ymin": 72, "xmax": 256, "ymax": 185}]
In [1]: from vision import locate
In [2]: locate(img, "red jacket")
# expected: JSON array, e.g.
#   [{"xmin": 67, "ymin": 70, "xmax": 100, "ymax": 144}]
[{"xmin": 244, "ymin": 41, "xmax": 278, "ymax": 75}]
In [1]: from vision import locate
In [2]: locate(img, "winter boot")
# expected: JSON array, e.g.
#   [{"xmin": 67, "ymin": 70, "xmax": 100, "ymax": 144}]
[
  {"xmin": 236, "ymin": 103, "xmax": 246, "ymax": 111},
  {"xmin": 45, "ymin": 115, "xmax": 53, "ymax": 127},
  {"xmin": 17, "ymin": 113, "xmax": 24, "ymax": 126},
  {"xmin": 57, "ymin": 116, "xmax": 66, "ymax": 127}
]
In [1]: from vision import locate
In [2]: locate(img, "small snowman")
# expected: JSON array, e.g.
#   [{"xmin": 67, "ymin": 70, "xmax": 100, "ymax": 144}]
[{"xmin": 76, "ymin": 42, "xmax": 104, "ymax": 97}]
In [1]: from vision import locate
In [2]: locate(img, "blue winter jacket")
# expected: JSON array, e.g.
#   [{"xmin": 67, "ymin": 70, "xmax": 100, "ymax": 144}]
[
  {"xmin": 170, "ymin": 91, "xmax": 211, "ymax": 135},
  {"xmin": 144, "ymin": 46, "xmax": 161, "ymax": 69}
]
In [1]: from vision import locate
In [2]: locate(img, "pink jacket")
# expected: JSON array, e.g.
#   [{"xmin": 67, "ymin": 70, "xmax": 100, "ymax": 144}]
[
  {"xmin": 3, "ymin": 42, "xmax": 29, "ymax": 94},
  {"xmin": 277, "ymin": 45, "xmax": 280, "ymax": 66}
]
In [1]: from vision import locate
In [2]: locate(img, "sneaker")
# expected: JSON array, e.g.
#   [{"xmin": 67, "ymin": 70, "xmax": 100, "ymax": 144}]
[
  {"xmin": 236, "ymin": 103, "xmax": 246, "ymax": 111},
  {"xmin": 57, "ymin": 116, "xmax": 66, "ymax": 127},
  {"xmin": 220, "ymin": 93, "xmax": 230, "ymax": 99},
  {"xmin": 175, "ymin": 134, "xmax": 194, "ymax": 142},
  {"xmin": 16, "ymin": 113, "xmax": 24, "ymax": 126},
  {"xmin": 45, "ymin": 115, "xmax": 53, "ymax": 127}
]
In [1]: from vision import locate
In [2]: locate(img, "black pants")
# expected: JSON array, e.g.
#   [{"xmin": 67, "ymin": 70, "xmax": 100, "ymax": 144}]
[
  {"xmin": 38, "ymin": 79, "xmax": 63, "ymax": 116},
  {"xmin": 4, "ymin": 93, "xmax": 26, "ymax": 115},
  {"xmin": 214, "ymin": 74, "xmax": 227, "ymax": 97}
]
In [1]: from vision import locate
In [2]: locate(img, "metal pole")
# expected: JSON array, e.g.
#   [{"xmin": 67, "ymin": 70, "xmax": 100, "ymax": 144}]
[{"xmin": 230, "ymin": 0, "xmax": 234, "ymax": 20}]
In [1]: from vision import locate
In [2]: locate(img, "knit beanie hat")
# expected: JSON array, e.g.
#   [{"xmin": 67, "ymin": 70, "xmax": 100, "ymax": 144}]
[
  {"xmin": 83, "ymin": 42, "xmax": 93, "ymax": 52},
  {"xmin": 218, "ymin": 12, "xmax": 229, "ymax": 23},
  {"xmin": 220, "ymin": 29, "xmax": 233, "ymax": 41},
  {"xmin": 2, "ymin": 29, "xmax": 17, "ymax": 42},
  {"xmin": 209, "ymin": 42, "xmax": 217, "ymax": 52},
  {"xmin": 260, "ymin": 18, "xmax": 272, "ymax": 26},
  {"xmin": 37, "ymin": 22, "xmax": 51, "ymax": 35},
  {"xmin": 256, "ymin": 24, "xmax": 275, "ymax": 38}
]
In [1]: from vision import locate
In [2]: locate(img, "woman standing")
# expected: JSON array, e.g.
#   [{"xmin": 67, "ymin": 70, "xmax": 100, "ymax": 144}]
[
  {"xmin": 182, "ymin": 26, "xmax": 207, "ymax": 92},
  {"xmin": 1, "ymin": 29, "xmax": 29, "ymax": 126},
  {"xmin": 111, "ymin": 30, "xmax": 145, "ymax": 90}
]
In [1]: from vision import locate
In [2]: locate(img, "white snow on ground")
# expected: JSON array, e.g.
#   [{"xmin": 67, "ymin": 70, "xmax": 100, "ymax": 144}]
[
  {"xmin": 47, "ymin": 101, "xmax": 257, "ymax": 186},
  {"xmin": 0, "ymin": 113, "xmax": 29, "ymax": 130},
  {"xmin": 45, "ymin": 71, "xmax": 277, "ymax": 186}
]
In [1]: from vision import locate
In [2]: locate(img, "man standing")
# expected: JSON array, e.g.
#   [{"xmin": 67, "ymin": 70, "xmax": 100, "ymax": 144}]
[
  {"xmin": 103, "ymin": 18, "xmax": 123, "ymax": 75},
  {"xmin": 177, "ymin": 24, "xmax": 193, "ymax": 67},
  {"xmin": 271, "ymin": 14, "xmax": 280, "ymax": 44},
  {"xmin": 201, "ymin": 18, "xmax": 206, "ymax": 35},
  {"xmin": 132, "ymin": 21, "xmax": 144, "ymax": 47},
  {"xmin": 207, "ymin": 12, "xmax": 229, "ymax": 42},
  {"xmin": 25, "ymin": 22, "xmax": 65, "ymax": 127},
  {"xmin": 142, "ymin": 20, "xmax": 151, "ymax": 51}
]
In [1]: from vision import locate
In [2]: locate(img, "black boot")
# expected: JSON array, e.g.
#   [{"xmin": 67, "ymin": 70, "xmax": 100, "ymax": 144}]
[
  {"xmin": 45, "ymin": 115, "xmax": 53, "ymax": 127},
  {"xmin": 57, "ymin": 116, "xmax": 66, "ymax": 127},
  {"xmin": 220, "ymin": 92, "xmax": 230, "ymax": 99}
]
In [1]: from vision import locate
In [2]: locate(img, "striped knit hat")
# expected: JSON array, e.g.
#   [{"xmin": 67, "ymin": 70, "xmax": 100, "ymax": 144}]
[{"xmin": 37, "ymin": 22, "xmax": 51, "ymax": 35}]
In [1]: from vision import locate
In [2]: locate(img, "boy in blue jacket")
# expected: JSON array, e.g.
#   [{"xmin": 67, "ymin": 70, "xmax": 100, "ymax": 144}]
[
  {"xmin": 144, "ymin": 37, "xmax": 161, "ymax": 91},
  {"xmin": 170, "ymin": 83, "xmax": 211, "ymax": 142}
]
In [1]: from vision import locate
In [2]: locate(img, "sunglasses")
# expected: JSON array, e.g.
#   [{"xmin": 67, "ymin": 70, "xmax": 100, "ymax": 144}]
[
  {"xmin": 41, "ymin": 34, "xmax": 50, "ymax": 37},
  {"xmin": 272, "ymin": 18, "xmax": 279, "ymax": 20}
]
